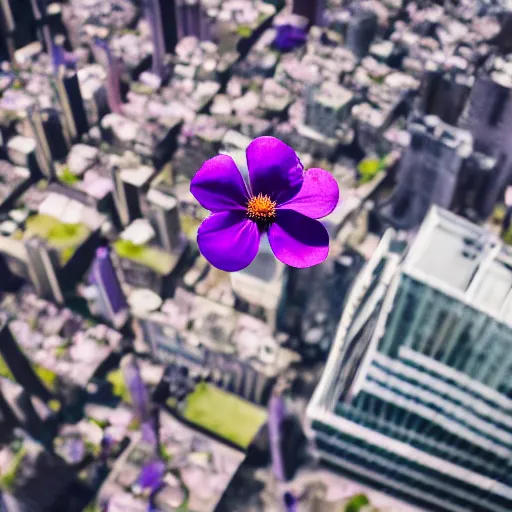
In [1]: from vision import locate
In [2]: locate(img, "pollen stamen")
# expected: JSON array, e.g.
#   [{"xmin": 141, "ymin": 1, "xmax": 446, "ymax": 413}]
[{"xmin": 247, "ymin": 193, "xmax": 277, "ymax": 222}]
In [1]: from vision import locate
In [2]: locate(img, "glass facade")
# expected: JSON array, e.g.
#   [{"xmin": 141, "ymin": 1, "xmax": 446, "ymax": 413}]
[{"xmin": 308, "ymin": 209, "xmax": 512, "ymax": 512}]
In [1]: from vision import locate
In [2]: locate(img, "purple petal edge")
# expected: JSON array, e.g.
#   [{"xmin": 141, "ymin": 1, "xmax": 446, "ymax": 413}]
[
  {"xmin": 268, "ymin": 210, "xmax": 329, "ymax": 268},
  {"xmin": 278, "ymin": 168, "xmax": 340, "ymax": 219},
  {"xmin": 246, "ymin": 137, "xmax": 304, "ymax": 204},
  {"xmin": 191, "ymin": 154, "xmax": 249, "ymax": 212},
  {"xmin": 197, "ymin": 211, "xmax": 261, "ymax": 272}
]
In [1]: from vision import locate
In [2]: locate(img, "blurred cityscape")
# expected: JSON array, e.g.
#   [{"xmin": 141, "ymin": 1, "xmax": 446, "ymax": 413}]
[{"xmin": 0, "ymin": 0, "xmax": 512, "ymax": 511}]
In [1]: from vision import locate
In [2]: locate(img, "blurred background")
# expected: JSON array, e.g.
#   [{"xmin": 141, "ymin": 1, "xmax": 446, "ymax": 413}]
[{"xmin": 0, "ymin": 0, "xmax": 512, "ymax": 511}]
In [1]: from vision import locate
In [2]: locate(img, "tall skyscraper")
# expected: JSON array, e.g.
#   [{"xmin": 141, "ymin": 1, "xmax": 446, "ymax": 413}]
[
  {"xmin": 111, "ymin": 166, "xmax": 153, "ymax": 227},
  {"xmin": 88, "ymin": 247, "xmax": 128, "ymax": 329},
  {"xmin": 308, "ymin": 207, "xmax": 512, "ymax": 512},
  {"xmin": 94, "ymin": 39, "xmax": 123, "ymax": 115},
  {"xmin": 383, "ymin": 115, "xmax": 473, "ymax": 229},
  {"xmin": 142, "ymin": 0, "xmax": 166, "ymax": 76},
  {"xmin": 459, "ymin": 69, "xmax": 512, "ymax": 218},
  {"xmin": 25, "ymin": 237, "xmax": 64, "ymax": 304},
  {"xmin": 53, "ymin": 66, "xmax": 89, "ymax": 142},
  {"xmin": 0, "ymin": 316, "xmax": 52, "ymax": 403},
  {"xmin": 147, "ymin": 189, "xmax": 182, "ymax": 253},
  {"xmin": 27, "ymin": 105, "xmax": 55, "ymax": 180},
  {"xmin": 345, "ymin": 8, "xmax": 378, "ymax": 59},
  {"xmin": 175, "ymin": 0, "xmax": 211, "ymax": 41},
  {"xmin": 0, "ymin": 0, "xmax": 16, "ymax": 62},
  {"xmin": 419, "ymin": 63, "xmax": 473, "ymax": 126},
  {"xmin": 159, "ymin": 0, "xmax": 179, "ymax": 52},
  {"xmin": 269, "ymin": 389, "xmax": 286, "ymax": 481},
  {"xmin": 305, "ymin": 83, "xmax": 353, "ymax": 138},
  {"xmin": 292, "ymin": 0, "xmax": 325, "ymax": 27},
  {"xmin": 29, "ymin": 0, "xmax": 52, "ymax": 53}
]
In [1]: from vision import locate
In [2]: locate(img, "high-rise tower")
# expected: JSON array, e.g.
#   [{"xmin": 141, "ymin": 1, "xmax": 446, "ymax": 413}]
[
  {"xmin": 459, "ymin": 69, "xmax": 512, "ymax": 218},
  {"xmin": 146, "ymin": 189, "xmax": 183, "ymax": 254},
  {"xmin": 345, "ymin": 8, "xmax": 378, "ymax": 59},
  {"xmin": 291, "ymin": 0, "xmax": 326, "ymax": 27},
  {"xmin": 0, "ymin": 316, "xmax": 52, "ymax": 403},
  {"xmin": 88, "ymin": 247, "xmax": 128, "ymax": 329},
  {"xmin": 308, "ymin": 207, "xmax": 512, "ymax": 512},
  {"xmin": 25, "ymin": 237, "xmax": 64, "ymax": 304},
  {"xmin": 142, "ymin": 0, "xmax": 166, "ymax": 76},
  {"xmin": 383, "ymin": 115, "xmax": 473, "ymax": 229},
  {"xmin": 94, "ymin": 39, "xmax": 123, "ymax": 115}
]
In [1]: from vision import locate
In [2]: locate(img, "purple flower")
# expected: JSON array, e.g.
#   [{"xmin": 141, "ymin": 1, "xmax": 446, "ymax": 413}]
[
  {"xmin": 134, "ymin": 460, "xmax": 166, "ymax": 495},
  {"xmin": 121, "ymin": 355, "xmax": 150, "ymax": 423},
  {"xmin": 284, "ymin": 492, "xmax": 298, "ymax": 512},
  {"xmin": 273, "ymin": 25, "xmax": 308, "ymax": 53},
  {"xmin": 269, "ymin": 392, "xmax": 286, "ymax": 481},
  {"xmin": 190, "ymin": 137, "xmax": 339, "ymax": 272},
  {"xmin": 65, "ymin": 437, "xmax": 85, "ymax": 464}
]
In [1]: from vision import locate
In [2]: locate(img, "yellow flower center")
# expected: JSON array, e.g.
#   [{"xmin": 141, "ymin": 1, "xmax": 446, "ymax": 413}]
[{"xmin": 246, "ymin": 193, "xmax": 277, "ymax": 221}]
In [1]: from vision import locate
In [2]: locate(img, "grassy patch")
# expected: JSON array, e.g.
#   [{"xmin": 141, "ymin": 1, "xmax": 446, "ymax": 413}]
[
  {"xmin": 183, "ymin": 383, "xmax": 267, "ymax": 449},
  {"xmin": 89, "ymin": 417, "xmax": 109, "ymax": 429},
  {"xmin": 82, "ymin": 503, "xmax": 102, "ymax": 512},
  {"xmin": 59, "ymin": 166, "xmax": 80, "ymax": 185},
  {"xmin": 237, "ymin": 25, "xmax": 252, "ymax": 38},
  {"xmin": 344, "ymin": 494, "xmax": 370, "ymax": 512},
  {"xmin": 24, "ymin": 214, "xmax": 90, "ymax": 265},
  {"xmin": 0, "ymin": 355, "xmax": 14, "ymax": 381},
  {"xmin": 493, "ymin": 204, "xmax": 506, "ymax": 225},
  {"xmin": 503, "ymin": 226, "xmax": 512, "ymax": 246},
  {"xmin": 48, "ymin": 399, "xmax": 62, "ymax": 412},
  {"xmin": 107, "ymin": 368, "xmax": 131, "ymax": 404},
  {"xmin": 55, "ymin": 346, "xmax": 67, "ymax": 358},
  {"xmin": 113, "ymin": 239, "xmax": 174, "ymax": 275},
  {"xmin": 0, "ymin": 356, "xmax": 57, "ymax": 392},
  {"xmin": 0, "ymin": 447, "xmax": 26, "ymax": 491},
  {"xmin": 131, "ymin": 82, "xmax": 154, "ymax": 96},
  {"xmin": 357, "ymin": 156, "xmax": 387, "ymax": 185},
  {"xmin": 34, "ymin": 365, "xmax": 58, "ymax": 391}
]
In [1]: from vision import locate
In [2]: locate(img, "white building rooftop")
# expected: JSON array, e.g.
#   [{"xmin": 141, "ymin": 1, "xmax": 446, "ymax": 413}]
[{"xmin": 403, "ymin": 207, "xmax": 512, "ymax": 327}]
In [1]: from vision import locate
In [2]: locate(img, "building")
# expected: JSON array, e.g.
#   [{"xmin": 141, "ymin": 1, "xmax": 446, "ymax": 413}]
[
  {"xmin": 0, "ymin": 434, "xmax": 75, "ymax": 512},
  {"xmin": 175, "ymin": 0, "xmax": 212, "ymax": 42},
  {"xmin": 382, "ymin": 115, "xmax": 473, "ymax": 229},
  {"xmin": 146, "ymin": 189, "xmax": 183, "ymax": 254},
  {"xmin": 419, "ymin": 63, "xmax": 473, "ymax": 126},
  {"xmin": 142, "ymin": 0, "xmax": 166, "ymax": 76},
  {"xmin": 230, "ymin": 241, "xmax": 288, "ymax": 331},
  {"xmin": 0, "ymin": 0, "xmax": 36, "ymax": 59},
  {"xmin": 53, "ymin": 66, "xmax": 89, "ymax": 142},
  {"xmin": 111, "ymin": 166, "xmax": 154, "ymax": 228},
  {"xmin": 345, "ymin": 8, "xmax": 378, "ymax": 60},
  {"xmin": 459, "ymin": 69, "xmax": 512, "ymax": 218},
  {"xmin": 305, "ymin": 83, "xmax": 353, "ymax": 139},
  {"xmin": 24, "ymin": 237, "xmax": 64, "ymax": 305},
  {"xmin": 307, "ymin": 207, "xmax": 512, "ymax": 512},
  {"xmin": 0, "ymin": 0, "xmax": 16, "ymax": 61},
  {"xmin": 87, "ymin": 247, "xmax": 128, "ymax": 329},
  {"xmin": 291, "ymin": 0, "xmax": 325, "ymax": 27},
  {"xmin": 94, "ymin": 39, "xmax": 123, "ymax": 115},
  {"xmin": 0, "ymin": 316, "xmax": 52, "ymax": 403},
  {"xmin": 27, "ymin": 106, "xmax": 55, "ymax": 180}
]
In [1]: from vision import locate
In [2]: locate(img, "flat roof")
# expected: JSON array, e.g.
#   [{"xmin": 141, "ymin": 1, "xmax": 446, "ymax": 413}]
[{"xmin": 403, "ymin": 207, "xmax": 512, "ymax": 326}]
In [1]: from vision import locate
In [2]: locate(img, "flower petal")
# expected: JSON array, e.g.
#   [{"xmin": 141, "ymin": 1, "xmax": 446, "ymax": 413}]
[
  {"xmin": 197, "ymin": 211, "xmax": 261, "ymax": 272},
  {"xmin": 278, "ymin": 168, "xmax": 340, "ymax": 219},
  {"xmin": 190, "ymin": 155, "xmax": 248, "ymax": 212},
  {"xmin": 246, "ymin": 136, "xmax": 303, "ymax": 204},
  {"xmin": 268, "ymin": 210, "xmax": 329, "ymax": 268}
]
